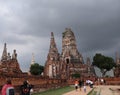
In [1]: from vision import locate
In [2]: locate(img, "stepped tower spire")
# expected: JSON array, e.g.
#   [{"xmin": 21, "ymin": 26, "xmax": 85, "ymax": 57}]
[
  {"xmin": 61, "ymin": 28, "xmax": 83, "ymax": 64},
  {"xmin": 86, "ymin": 57, "xmax": 91, "ymax": 66},
  {"xmin": 1, "ymin": 43, "xmax": 7, "ymax": 61},
  {"xmin": 48, "ymin": 32, "xmax": 59, "ymax": 60},
  {"xmin": 31, "ymin": 53, "xmax": 35, "ymax": 65},
  {"xmin": 44, "ymin": 32, "xmax": 60, "ymax": 78},
  {"xmin": 28, "ymin": 53, "xmax": 35, "ymax": 75},
  {"xmin": 116, "ymin": 52, "xmax": 120, "ymax": 64},
  {"xmin": 114, "ymin": 52, "xmax": 120, "ymax": 77},
  {"xmin": 49, "ymin": 32, "xmax": 58, "ymax": 53}
]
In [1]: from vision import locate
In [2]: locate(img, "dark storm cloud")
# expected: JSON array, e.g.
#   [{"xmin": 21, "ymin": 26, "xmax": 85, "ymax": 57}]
[{"xmin": 0, "ymin": 0, "xmax": 120, "ymax": 71}]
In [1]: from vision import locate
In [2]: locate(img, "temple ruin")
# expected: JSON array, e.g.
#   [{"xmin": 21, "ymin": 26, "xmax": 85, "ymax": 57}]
[
  {"xmin": 44, "ymin": 28, "xmax": 95, "ymax": 79},
  {"xmin": 0, "ymin": 43, "xmax": 22, "ymax": 76}
]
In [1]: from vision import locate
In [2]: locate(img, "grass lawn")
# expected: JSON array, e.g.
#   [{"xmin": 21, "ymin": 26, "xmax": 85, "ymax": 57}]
[{"xmin": 32, "ymin": 86, "xmax": 75, "ymax": 95}]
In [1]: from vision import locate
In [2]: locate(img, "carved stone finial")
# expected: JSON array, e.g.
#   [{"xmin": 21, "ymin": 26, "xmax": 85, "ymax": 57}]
[
  {"xmin": 7, "ymin": 53, "xmax": 11, "ymax": 60},
  {"xmin": 12, "ymin": 49, "xmax": 17, "ymax": 60}
]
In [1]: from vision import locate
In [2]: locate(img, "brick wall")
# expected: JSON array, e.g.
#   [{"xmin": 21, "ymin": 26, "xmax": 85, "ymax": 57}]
[
  {"xmin": 0, "ymin": 76, "xmax": 68, "ymax": 95},
  {"xmin": 0, "ymin": 76, "xmax": 120, "ymax": 95}
]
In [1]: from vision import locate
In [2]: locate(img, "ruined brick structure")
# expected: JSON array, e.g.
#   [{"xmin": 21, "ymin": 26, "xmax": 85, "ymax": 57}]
[
  {"xmin": 44, "ymin": 32, "xmax": 60, "ymax": 78},
  {"xmin": 44, "ymin": 28, "xmax": 95, "ymax": 79},
  {"xmin": 0, "ymin": 43, "xmax": 22, "ymax": 75},
  {"xmin": 114, "ymin": 52, "xmax": 120, "ymax": 77}
]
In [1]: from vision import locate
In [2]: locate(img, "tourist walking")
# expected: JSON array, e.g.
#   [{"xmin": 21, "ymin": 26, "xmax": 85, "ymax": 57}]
[
  {"xmin": 83, "ymin": 83, "xmax": 86, "ymax": 93},
  {"xmin": 74, "ymin": 80, "xmax": 79, "ymax": 91},
  {"xmin": 1, "ymin": 79, "xmax": 14, "ymax": 95},
  {"xmin": 78, "ymin": 79, "xmax": 82, "ymax": 91}
]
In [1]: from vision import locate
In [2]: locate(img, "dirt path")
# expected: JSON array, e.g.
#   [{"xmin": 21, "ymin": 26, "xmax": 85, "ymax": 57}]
[
  {"xmin": 62, "ymin": 85, "xmax": 120, "ymax": 95},
  {"xmin": 62, "ymin": 86, "xmax": 92, "ymax": 95},
  {"xmin": 99, "ymin": 85, "xmax": 120, "ymax": 95}
]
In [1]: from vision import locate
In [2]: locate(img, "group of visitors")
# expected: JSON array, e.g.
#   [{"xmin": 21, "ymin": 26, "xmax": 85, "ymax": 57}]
[
  {"xmin": 1, "ymin": 79, "xmax": 33, "ymax": 95},
  {"xmin": 74, "ymin": 79, "xmax": 94, "ymax": 93},
  {"xmin": 74, "ymin": 79, "xmax": 87, "ymax": 93}
]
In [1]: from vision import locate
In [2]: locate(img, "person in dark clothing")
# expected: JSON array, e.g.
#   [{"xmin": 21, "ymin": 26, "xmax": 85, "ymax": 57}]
[
  {"xmin": 78, "ymin": 79, "xmax": 82, "ymax": 91},
  {"xmin": 20, "ymin": 80, "xmax": 32, "ymax": 95}
]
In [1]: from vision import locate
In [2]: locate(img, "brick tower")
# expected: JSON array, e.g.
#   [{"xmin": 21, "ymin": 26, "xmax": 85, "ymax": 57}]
[
  {"xmin": 61, "ymin": 28, "xmax": 83, "ymax": 64},
  {"xmin": 44, "ymin": 32, "xmax": 60, "ymax": 78},
  {"xmin": 114, "ymin": 52, "xmax": 120, "ymax": 77},
  {"xmin": 60, "ymin": 28, "xmax": 85, "ymax": 78}
]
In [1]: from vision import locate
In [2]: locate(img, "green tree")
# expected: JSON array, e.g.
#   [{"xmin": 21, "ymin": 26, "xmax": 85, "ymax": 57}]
[
  {"xmin": 30, "ymin": 63, "xmax": 44, "ymax": 75},
  {"xmin": 93, "ymin": 53, "xmax": 116, "ymax": 77},
  {"xmin": 71, "ymin": 73, "xmax": 80, "ymax": 78}
]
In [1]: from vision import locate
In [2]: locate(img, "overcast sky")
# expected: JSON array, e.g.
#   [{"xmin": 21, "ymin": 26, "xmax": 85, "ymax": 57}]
[{"xmin": 0, "ymin": 0, "xmax": 120, "ymax": 72}]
